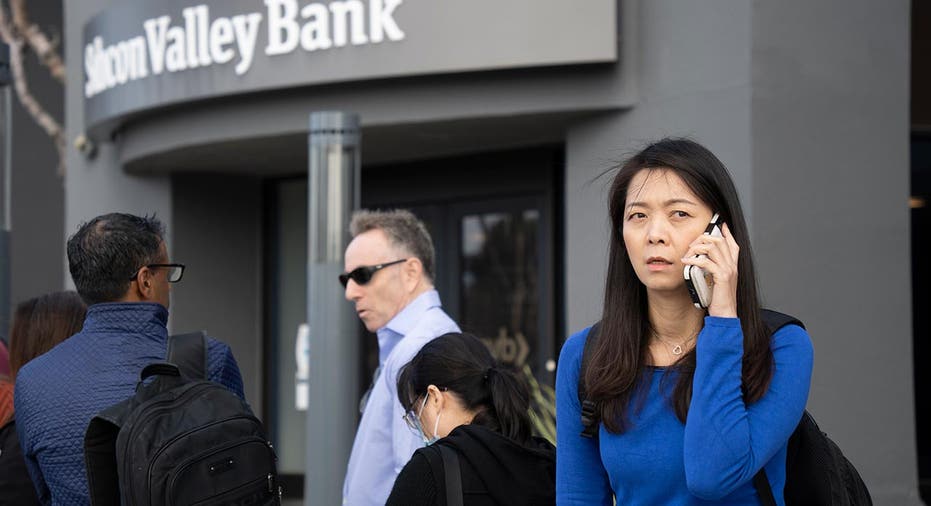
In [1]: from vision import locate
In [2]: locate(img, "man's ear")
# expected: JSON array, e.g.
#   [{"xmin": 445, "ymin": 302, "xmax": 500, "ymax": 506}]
[
  {"xmin": 136, "ymin": 267, "xmax": 155, "ymax": 300},
  {"xmin": 402, "ymin": 257, "xmax": 424, "ymax": 291}
]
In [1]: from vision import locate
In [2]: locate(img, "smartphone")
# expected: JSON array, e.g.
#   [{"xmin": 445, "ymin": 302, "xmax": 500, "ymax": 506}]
[{"xmin": 684, "ymin": 213, "xmax": 723, "ymax": 308}]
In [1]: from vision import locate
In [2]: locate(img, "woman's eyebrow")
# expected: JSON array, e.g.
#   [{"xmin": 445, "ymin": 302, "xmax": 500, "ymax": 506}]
[{"xmin": 626, "ymin": 198, "xmax": 699, "ymax": 208}]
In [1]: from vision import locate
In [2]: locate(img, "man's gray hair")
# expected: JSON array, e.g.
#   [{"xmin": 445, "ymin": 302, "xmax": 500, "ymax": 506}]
[{"xmin": 349, "ymin": 209, "xmax": 435, "ymax": 281}]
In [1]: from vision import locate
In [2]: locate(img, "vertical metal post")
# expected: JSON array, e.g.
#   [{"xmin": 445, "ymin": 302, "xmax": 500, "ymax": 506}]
[
  {"xmin": 304, "ymin": 111, "xmax": 361, "ymax": 506},
  {"xmin": 0, "ymin": 43, "xmax": 12, "ymax": 344}
]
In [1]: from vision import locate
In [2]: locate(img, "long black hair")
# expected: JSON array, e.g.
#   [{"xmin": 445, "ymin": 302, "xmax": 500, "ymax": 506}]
[
  {"xmin": 397, "ymin": 332, "xmax": 533, "ymax": 445},
  {"xmin": 584, "ymin": 138, "xmax": 772, "ymax": 433}
]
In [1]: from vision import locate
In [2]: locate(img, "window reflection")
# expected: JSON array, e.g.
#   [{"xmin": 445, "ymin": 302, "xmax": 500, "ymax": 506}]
[{"xmin": 460, "ymin": 209, "xmax": 540, "ymax": 369}]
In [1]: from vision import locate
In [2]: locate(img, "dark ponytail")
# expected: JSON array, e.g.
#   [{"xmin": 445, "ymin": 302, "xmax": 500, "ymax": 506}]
[{"xmin": 397, "ymin": 332, "xmax": 533, "ymax": 445}]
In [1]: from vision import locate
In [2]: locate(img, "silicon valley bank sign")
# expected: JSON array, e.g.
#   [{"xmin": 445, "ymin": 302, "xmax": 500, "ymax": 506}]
[
  {"xmin": 82, "ymin": 0, "xmax": 617, "ymax": 133},
  {"xmin": 85, "ymin": 0, "xmax": 405, "ymax": 98}
]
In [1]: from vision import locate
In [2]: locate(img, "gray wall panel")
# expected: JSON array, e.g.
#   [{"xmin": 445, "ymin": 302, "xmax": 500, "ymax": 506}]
[
  {"xmin": 565, "ymin": 0, "xmax": 753, "ymax": 333},
  {"xmin": 171, "ymin": 173, "xmax": 264, "ymax": 413},
  {"xmin": 751, "ymin": 0, "xmax": 918, "ymax": 502}
]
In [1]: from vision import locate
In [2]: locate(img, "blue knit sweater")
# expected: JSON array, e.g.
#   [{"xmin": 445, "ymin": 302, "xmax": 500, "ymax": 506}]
[
  {"xmin": 555, "ymin": 317, "xmax": 813, "ymax": 505},
  {"xmin": 14, "ymin": 302, "xmax": 244, "ymax": 506}
]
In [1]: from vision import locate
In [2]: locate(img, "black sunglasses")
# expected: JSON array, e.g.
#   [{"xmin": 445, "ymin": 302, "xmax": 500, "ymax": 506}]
[{"xmin": 339, "ymin": 259, "xmax": 407, "ymax": 288}]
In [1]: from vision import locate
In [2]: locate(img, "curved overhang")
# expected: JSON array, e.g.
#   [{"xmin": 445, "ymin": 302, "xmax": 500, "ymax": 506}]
[
  {"xmin": 114, "ymin": 63, "xmax": 634, "ymax": 174},
  {"xmin": 120, "ymin": 109, "xmax": 620, "ymax": 175},
  {"xmin": 83, "ymin": 0, "xmax": 619, "ymax": 139}
]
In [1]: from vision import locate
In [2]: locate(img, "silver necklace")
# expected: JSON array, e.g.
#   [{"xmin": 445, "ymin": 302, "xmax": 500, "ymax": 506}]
[{"xmin": 653, "ymin": 332, "xmax": 697, "ymax": 356}]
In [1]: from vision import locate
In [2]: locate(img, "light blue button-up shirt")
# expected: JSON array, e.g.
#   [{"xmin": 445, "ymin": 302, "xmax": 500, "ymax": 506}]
[{"xmin": 342, "ymin": 289, "xmax": 459, "ymax": 506}]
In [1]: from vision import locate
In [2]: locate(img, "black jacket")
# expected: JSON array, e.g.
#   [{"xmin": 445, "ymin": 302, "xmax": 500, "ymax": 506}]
[
  {"xmin": 0, "ymin": 418, "xmax": 40, "ymax": 506},
  {"xmin": 386, "ymin": 424, "xmax": 556, "ymax": 506}
]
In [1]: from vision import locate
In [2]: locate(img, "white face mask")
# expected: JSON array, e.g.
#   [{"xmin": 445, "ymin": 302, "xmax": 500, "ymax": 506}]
[
  {"xmin": 417, "ymin": 392, "xmax": 440, "ymax": 446},
  {"xmin": 425, "ymin": 410, "xmax": 441, "ymax": 446}
]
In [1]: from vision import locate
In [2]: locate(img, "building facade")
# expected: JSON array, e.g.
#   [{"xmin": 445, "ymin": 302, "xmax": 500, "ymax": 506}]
[{"xmin": 61, "ymin": 0, "xmax": 919, "ymax": 503}]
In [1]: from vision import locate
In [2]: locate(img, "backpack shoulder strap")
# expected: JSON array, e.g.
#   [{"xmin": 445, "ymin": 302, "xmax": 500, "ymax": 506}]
[
  {"xmin": 578, "ymin": 322, "xmax": 601, "ymax": 439},
  {"xmin": 753, "ymin": 469, "xmax": 777, "ymax": 506},
  {"xmin": 85, "ymin": 401, "xmax": 132, "ymax": 506},
  {"xmin": 437, "ymin": 445, "xmax": 463, "ymax": 506},
  {"xmin": 167, "ymin": 331, "xmax": 208, "ymax": 380},
  {"xmin": 752, "ymin": 309, "xmax": 804, "ymax": 505},
  {"xmin": 760, "ymin": 309, "xmax": 806, "ymax": 333}
]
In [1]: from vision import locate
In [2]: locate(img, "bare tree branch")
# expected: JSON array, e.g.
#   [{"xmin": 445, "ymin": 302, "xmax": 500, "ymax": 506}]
[
  {"xmin": 9, "ymin": 0, "xmax": 65, "ymax": 84},
  {"xmin": 0, "ymin": 3, "xmax": 65, "ymax": 176}
]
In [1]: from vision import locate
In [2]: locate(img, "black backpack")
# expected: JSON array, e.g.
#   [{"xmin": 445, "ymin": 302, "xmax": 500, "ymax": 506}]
[
  {"xmin": 577, "ymin": 310, "xmax": 872, "ymax": 505},
  {"xmin": 84, "ymin": 332, "xmax": 281, "ymax": 506}
]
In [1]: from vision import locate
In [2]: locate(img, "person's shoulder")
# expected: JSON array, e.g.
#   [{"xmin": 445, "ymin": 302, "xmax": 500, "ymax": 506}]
[
  {"xmin": 530, "ymin": 435, "xmax": 557, "ymax": 455},
  {"xmin": 409, "ymin": 444, "xmax": 435, "ymax": 462},
  {"xmin": 15, "ymin": 334, "xmax": 94, "ymax": 406},
  {"xmin": 386, "ymin": 447, "xmax": 437, "ymax": 506},
  {"xmin": 408, "ymin": 444, "xmax": 444, "ymax": 479},
  {"xmin": 555, "ymin": 325, "xmax": 597, "ymax": 393},
  {"xmin": 201, "ymin": 336, "xmax": 244, "ymax": 397},
  {"xmin": 559, "ymin": 325, "xmax": 595, "ymax": 363},
  {"xmin": 14, "ymin": 343, "xmax": 60, "ymax": 387},
  {"xmin": 392, "ymin": 446, "xmax": 437, "ymax": 486},
  {"xmin": 203, "ymin": 336, "xmax": 242, "ymax": 373},
  {"xmin": 205, "ymin": 335, "xmax": 234, "ymax": 354},
  {"xmin": 386, "ymin": 314, "xmax": 457, "ymax": 366},
  {"xmin": 13, "ymin": 344, "xmax": 77, "ymax": 421},
  {"xmin": 384, "ymin": 334, "xmax": 428, "ymax": 373},
  {"xmin": 204, "ymin": 335, "xmax": 242, "ymax": 366},
  {"xmin": 412, "ymin": 305, "xmax": 459, "ymax": 336},
  {"xmin": 770, "ymin": 320, "xmax": 814, "ymax": 357}
]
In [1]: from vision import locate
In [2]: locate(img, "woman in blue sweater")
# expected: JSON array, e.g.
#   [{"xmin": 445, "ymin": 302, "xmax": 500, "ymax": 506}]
[{"xmin": 555, "ymin": 138, "xmax": 813, "ymax": 505}]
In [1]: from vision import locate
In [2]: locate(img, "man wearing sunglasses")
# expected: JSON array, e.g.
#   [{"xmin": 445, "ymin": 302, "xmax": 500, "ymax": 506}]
[
  {"xmin": 341, "ymin": 209, "xmax": 460, "ymax": 506},
  {"xmin": 13, "ymin": 213, "xmax": 244, "ymax": 505}
]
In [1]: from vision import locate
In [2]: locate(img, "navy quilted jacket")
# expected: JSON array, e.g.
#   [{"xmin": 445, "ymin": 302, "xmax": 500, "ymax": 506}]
[{"xmin": 13, "ymin": 302, "xmax": 244, "ymax": 506}]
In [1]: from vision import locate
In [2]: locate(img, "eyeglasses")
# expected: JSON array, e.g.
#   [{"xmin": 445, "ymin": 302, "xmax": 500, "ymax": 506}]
[
  {"xmin": 401, "ymin": 387, "xmax": 447, "ymax": 434},
  {"xmin": 129, "ymin": 263, "xmax": 186, "ymax": 283},
  {"xmin": 402, "ymin": 395, "xmax": 430, "ymax": 434},
  {"xmin": 338, "ymin": 259, "xmax": 407, "ymax": 288}
]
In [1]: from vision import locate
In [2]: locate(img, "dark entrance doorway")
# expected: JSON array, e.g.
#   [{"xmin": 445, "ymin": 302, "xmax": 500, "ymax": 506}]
[
  {"xmin": 360, "ymin": 146, "xmax": 563, "ymax": 389},
  {"xmin": 263, "ymin": 145, "xmax": 564, "ymax": 500}
]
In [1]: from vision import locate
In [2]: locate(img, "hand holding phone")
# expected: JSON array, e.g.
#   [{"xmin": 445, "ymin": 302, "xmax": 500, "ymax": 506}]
[{"xmin": 684, "ymin": 214, "xmax": 723, "ymax": 308}]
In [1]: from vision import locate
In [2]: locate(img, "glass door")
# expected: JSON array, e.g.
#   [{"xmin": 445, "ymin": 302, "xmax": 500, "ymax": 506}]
[{"xmin": 450, "ymin": 197, "xmax": 555, "ymax": 380}]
